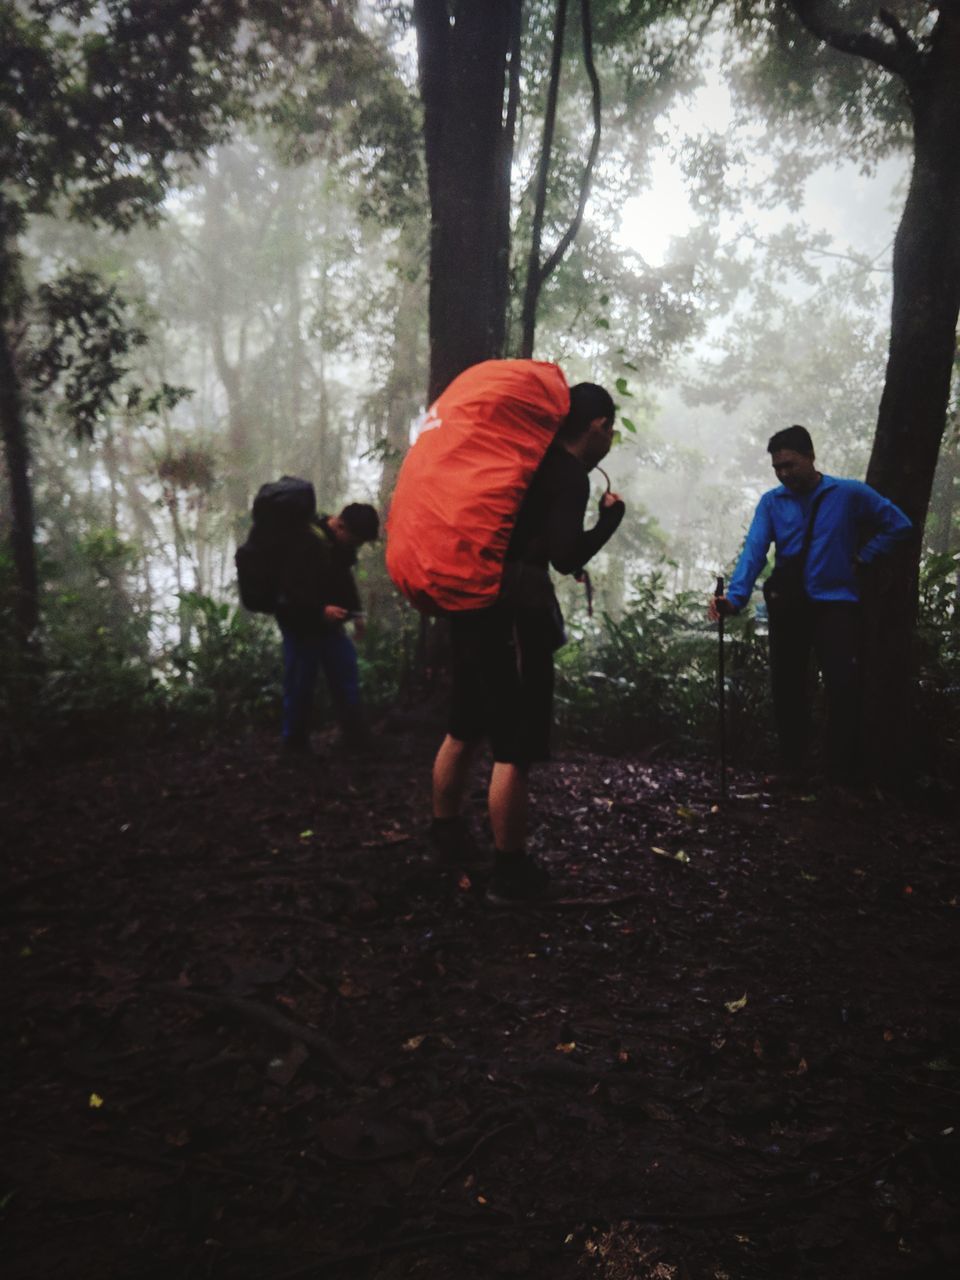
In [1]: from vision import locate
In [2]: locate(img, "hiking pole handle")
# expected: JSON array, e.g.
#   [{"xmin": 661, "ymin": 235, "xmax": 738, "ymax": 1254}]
[{"xmin": 715, "ymin": 574, "xmax": 724, "ymax": 599}]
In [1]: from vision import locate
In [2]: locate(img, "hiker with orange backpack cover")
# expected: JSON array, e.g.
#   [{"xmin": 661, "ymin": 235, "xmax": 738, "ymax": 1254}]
[{"xmin": 388, "ymin": 362, "xmax": 624, "ymax": 904}]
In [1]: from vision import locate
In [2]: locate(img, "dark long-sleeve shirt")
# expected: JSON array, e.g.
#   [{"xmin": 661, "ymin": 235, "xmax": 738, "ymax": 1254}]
[
  {"xmin": 506, "ymin": 445, "xmax": 624, "ymax": 575},
  {"xmin": 275, "ymin": 517, "xmax": 361, "ymax": 632}
]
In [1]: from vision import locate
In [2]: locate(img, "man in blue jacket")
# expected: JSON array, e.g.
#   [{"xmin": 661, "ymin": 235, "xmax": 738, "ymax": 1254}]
[{"xmin": 710, "ymin": 425, "xmax": 911, "ymax": 784}]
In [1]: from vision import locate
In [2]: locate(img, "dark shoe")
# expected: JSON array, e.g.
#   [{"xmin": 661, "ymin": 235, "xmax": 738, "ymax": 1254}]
[
  {"xmin": 429, "ymin": 816, "xmax": 480, "ymax": 865},
  {"xmin": 485, "ymin": 850, "xmax": 550, "ymax": 906},
  {"xmin": 282, "ymin": 734, "xmax": 313, "ymax": 755}
]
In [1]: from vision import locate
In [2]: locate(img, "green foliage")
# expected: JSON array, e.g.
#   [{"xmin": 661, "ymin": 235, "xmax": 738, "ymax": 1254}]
[
  {"xmin": 507, "ymin": 0, "xmax": 718, "ymax": 365},
  {"xmin": 3, "ymin": 534, "xmax": 423, "ymax": 759},
  {"xmin": 162, "ymin": 593, "xmax": 280, "ymax": 728},
  {"xmin": 355, "ymin": 608, "xmax": 422, "ymax": 712},
  {"xmin": 126, "ymin": 381, "xmax": 193, "ymax": 416},
  {"xmin": 0, "ymin": 0, "xmax": 259, "ymax": 232},
  {"xmin": 727, "ymin": 1, "xmax": 915, "ymax": 167},
  {"xmin": 915, "ymin": 551, "xmax": 960, "ymax": 776},
  {"xmin": 554, "ymin": 555, "xmax": 960, "ymax": 783},
  {"xmin": 555, "ymin": 570, "xmax": 771, "ymax": 756},
  {"xmin": 0, "ymin": 527, "xmax": 284, "ymax": 757},
  {"xmin": 256, "ymin": 4, "xmax": 424, "ymax": 226},
  {"xmin": 26, "ymin": 269, "xmax": 149, "ymax": 439},
  {"xmin": 157, "ymin": 447, "xmax": 218, "ymax": 494},
  {"xmin": 0, "ymin": 530, "xmax": 161, "ymax": 757},
  {"xmin": 0, "ymin": 548, "xmax": 38, "ymax": 749},
  {"xmin": 918, "ymin": 553, "xmax": 960, "ymax": 677}
]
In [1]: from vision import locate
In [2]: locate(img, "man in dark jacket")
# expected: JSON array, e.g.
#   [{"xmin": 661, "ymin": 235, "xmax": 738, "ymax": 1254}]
[
  {"xmin": 430, "ymin": 383, "xmax": 625, "ymax": 903},
  {"xmin": 275, "ymin": 502, "xmax": 379, "ymax": 753},
  {"xmin": 710, "ymin": 425, "xmax": 911, "ymax": 783}
]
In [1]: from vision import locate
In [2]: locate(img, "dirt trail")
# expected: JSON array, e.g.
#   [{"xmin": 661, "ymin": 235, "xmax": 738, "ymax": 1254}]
[{"xmin": 3, "ymin": 720, "xmax": 958, "ymax": 1278}]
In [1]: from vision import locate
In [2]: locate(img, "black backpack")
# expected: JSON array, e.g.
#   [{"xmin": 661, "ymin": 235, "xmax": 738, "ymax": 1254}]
[{"xmin": 235, "ymin": 476, "xmax": 317, "ymax": 613}]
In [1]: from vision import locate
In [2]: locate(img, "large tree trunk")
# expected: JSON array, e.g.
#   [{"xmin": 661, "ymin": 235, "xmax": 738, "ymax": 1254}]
[
  {"xmin": 0, "ymin": 240, "xmax": 39, "ymax": 647},
  {"xmin": 414, "ymin": 0, "xmax": 520, "ymax": 401},
  {"xmin": 862, "ymin": 29, "xmax": 960, "ymax": 777}
]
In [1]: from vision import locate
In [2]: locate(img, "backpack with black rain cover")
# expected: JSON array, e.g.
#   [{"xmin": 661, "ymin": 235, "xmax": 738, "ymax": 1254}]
[{"xmin": 235, "ymin": 476, "xmax": 317, "ymax": 613}]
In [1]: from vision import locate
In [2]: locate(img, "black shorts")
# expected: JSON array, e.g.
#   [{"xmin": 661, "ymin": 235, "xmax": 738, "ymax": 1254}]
[{"xmin": 447, "ymin": 605, "xmax": 555, "ymax": 765}]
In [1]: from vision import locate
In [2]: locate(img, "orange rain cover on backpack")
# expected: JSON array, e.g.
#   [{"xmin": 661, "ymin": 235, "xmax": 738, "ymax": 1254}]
[{"xmin": 386, "ymin": 359, "xmax": 570, "ymax": 614}]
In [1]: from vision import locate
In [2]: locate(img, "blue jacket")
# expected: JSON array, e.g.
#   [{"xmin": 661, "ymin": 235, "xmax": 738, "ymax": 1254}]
[{"xmin": 726, "ymin": 474, "xmax": 912, "ymax": 611}]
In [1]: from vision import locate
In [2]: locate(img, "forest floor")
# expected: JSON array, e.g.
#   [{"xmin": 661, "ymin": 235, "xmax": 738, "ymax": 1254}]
[{"xmin": 3, "ymin": 711, "xmax": 959, "ymax": 1280}]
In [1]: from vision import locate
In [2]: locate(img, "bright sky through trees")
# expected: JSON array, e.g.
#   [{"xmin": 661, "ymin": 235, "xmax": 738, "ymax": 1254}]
[{"xmin": 616, "ymin": 63, "xmax": 904, "ymax": 270}]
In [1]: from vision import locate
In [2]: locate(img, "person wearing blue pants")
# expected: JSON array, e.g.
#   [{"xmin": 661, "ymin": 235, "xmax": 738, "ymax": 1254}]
[
  {"xmin": 275, "ymin": 503, "xmax": 379, "ymax": 753},
  {"xmin": 279, "ymin": 622, "xmax": 362, "ymax": 747}
]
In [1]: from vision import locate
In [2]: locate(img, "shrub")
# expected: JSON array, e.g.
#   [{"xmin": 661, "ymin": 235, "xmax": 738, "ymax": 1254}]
[
  {"xmin": 915, "ymin": 550, "xmax": 960, "ymax": 782},
  {"xmin": 160, "ymin": 593, "xmax": 281, "ymax": 729},
  {"xmin": 555, "ymin": 571, "xmax": 772, "ymax": 759}
]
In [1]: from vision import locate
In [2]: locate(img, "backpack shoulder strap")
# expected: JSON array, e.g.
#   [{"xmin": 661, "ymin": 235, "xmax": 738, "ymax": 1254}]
[{"xmin": 799, "ymin": 486, "xmax": 829, "ymax": 563}]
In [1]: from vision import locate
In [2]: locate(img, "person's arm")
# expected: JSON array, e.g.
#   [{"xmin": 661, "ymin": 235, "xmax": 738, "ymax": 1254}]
[
  {"xmin": 341, "ymin": 568, "xmax": 363, "ymax": 617},
  {"xmin": 341, "ymin": 563, "xmax": 365, "ymax": 637},
  {"xmin": 546, "ymin": 467, "xmax": 625, "ymax": 575},
  {"xmin": 337, "ymin": 566, "xmax": 364, "ymax": 636},
  {"xmin": 854, "ymin": 485, "xmax": 912, "ymax": 564},
  {"xmin": 314, "ymin": 531, "xmax": 362, "ymax": 623},
  {"xmin": 723, "ymin": 497, "xmax": 775, "ymax": 612}
]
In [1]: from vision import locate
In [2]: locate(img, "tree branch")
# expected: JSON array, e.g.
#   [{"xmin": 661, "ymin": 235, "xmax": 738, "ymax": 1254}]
[
  {"xmin": 519, "ymin": 0, "xmax": 569, "ymax": 359},
  {"xmin": 878, "ymin": 6, "xmax": 920, "ymax": 60},
  {"xmin": 787, "ymin": 0, "xmax": 916, "ymax": 81},
  {"xmin": 519, "ymin": 0, "xmax": 602, "ymax": 358},
  {"xmin": 539, "ymin": 0, "xmax": 602, "ymax": 282}
]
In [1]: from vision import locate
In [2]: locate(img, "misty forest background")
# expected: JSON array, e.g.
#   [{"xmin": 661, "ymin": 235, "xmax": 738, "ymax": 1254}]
[{"xmin": 2, "ymin": 0, "xmax": 958, "ymax": 784}]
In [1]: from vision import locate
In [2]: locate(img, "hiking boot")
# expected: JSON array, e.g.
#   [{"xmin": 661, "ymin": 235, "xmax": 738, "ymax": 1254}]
[
  {"xmin": 485, "ymin": 850, "xmax": 550, "ymax": 906},
  {"xmin": 429, "ymin": 815, "xmax": 480, "ymax": 865}
]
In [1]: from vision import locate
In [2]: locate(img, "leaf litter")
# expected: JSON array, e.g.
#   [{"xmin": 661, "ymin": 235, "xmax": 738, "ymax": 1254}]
[{"xmin": 1, "ymin": 722, "xmax": 958, "ymax": 1278}]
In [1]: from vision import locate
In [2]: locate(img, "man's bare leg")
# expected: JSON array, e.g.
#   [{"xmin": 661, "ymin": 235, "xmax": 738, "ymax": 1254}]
[
  {"xmin": 488, "ymin": 761, "xmax": 529, "ymax": 852},
  {"xmin": 432, "ymin": 734, "xmax": 479, "ymax": 819},
  {"xmin": 430, "ymin": 734, "xmax": 481, "ymax": 861},
  {"xmin": 486, "ymin": 760, "xmax": 548, "ymax": 902}
]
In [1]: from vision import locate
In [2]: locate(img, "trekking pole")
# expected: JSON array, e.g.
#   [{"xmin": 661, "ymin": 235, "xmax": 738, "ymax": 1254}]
[
  {"xmin": 579, "ymin": 568, "xmax": 594, "ymax": 617},
  {"xmin": 715, "ymin": 574, "xmax": 728, "ymax": 801},
  {"xmin": 579, "ymin": 467, "xmax": 612, "ymax": 616}
]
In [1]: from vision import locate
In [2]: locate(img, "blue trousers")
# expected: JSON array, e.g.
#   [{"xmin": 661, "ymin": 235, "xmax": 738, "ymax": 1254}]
[{"xmin": 279, "ymin": 625, "xmax": 360, "ymax": 745}]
